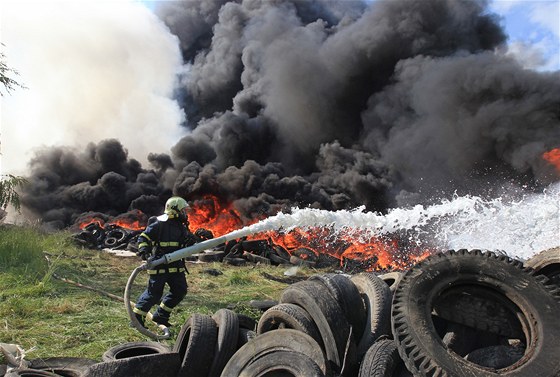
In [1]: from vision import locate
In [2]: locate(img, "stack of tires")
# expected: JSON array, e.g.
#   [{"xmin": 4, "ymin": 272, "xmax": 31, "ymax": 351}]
[{"xmin": 7, "ymin": 248, "xmax": 559, "ymax": 377}]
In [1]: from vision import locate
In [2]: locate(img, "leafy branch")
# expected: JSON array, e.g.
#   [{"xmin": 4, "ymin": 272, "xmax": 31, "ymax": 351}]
[
  {"xmin": 1, "ymin": 44, "xmax": 26, "ymax": 95},
  {"xmin": 0, "ymin": 174, "xmax": 28, "ymax": 212}
]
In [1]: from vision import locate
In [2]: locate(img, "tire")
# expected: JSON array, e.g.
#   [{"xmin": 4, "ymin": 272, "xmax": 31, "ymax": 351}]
[
  {"xmin": 377, "ymin": 271, "xmax": 404, "ymax": 294},
  {"xmin": 223, "ymin": 257, "xmax": 247, "ymax": 266},
  {"xmin": 29, "ymin": 357, "xmax": 97, "ymax": 377},
  {"xmin": 237, "ymin": 328, "xmax": 257, "ymax": 348},
  {"xmin": 256, "ymin": 303, "xmax": 323, "ymax": 347},
  {"xmin": 103, "ymin": 237, "xmax": 118, "ymax": 248},
  {"xmin": 525, "ymin": 246, "xmax": 560, "ymax": 286},
  {"xmin": 268, "ymin": 252, "xmax": 291, "ymax": 265},
  {"xmin": 198, "ymin": 251, "xmax": 224, "ymax": 262},
  {"xmin": 350, "ymin": 272, "xmax": 392, "ymax": 357},
  {"xmin": 221, "ymin": 329, "xmax": 329, "ymax": 377},
  {"xmin": 237, "ymin": 313, "xmax": 257, "ymax": 331},
  {"xmin": 101, "ymin": 341, "xmax": 170, "ymax": 362},
  {"xmin": 239, "ymin": 350, "xmax": 326, "ymax": 377},
  {"xmin": 309, "ymin": 273, "xmax": 367, "ymax": 342},
  {"xmin": 432, "ymin": 286, "xmax": 524, "ymax": 338},
  {"xmin": 226, "ymin": 243, "xmax": 243, "ymax": 258},
  {"xmin": 209, "ymin": 308, "xmax": 239, "ymax": 377},
  {"xmin": 248, "ymin": 300, "xmax": 277, "ymax": 312},
  {"xmin": 280, "ymin": 280, "xmax": 356, "ymax": 374},
  {"xmin": 83, "ymin": 353, "xmax": 180, "ymax": 377},
  {"xmin": 272, "ymin": 244, "xmax": 291, "ymax": 260},
  {"xmin": 173, "ymin": 313, "xmax": 217, "ymax": 377},
  {"xmin": 106, "ymin": 229, "xmax": 127, "ymax": 243},
  {"xmin": 292, "ymin": 247, "xmax": 318, "ymax": 262},
  {"xmin": 240, "ymin": 240, "xmax": 269, "ymax": 253},
  {"xmin": 441, "ymin": 322, "xmax": 501, "ymax": 357},
  {"xmin": 358, "ymin": 338, "xmax": 403, "ymax": 377},
  {"xmin": 289, "ymin": 255, "xmax": 317, "ymax": 267},
  {"xmin": 243, "ymin": 252, "xmax": 271, "ymax": 265},
  {"xmin": 5, "ymin": 370, "xmax": 60, "ymax": 377},
  {"xmin": 465, "ymin": 344, "xmax": 525, "ymax": 369},
  {"xmin": 391, "ymin": 249, "xmax": 560, "ymax": 377}
]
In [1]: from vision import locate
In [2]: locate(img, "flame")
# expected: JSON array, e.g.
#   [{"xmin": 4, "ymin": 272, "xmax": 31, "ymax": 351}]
[
  {"xmin": 254, "ymin": 226, "xmax": 434, "ymax": 271},
  {"xmin": 187, "ymin": 194, "xmax": 262, "ymax": 235},
  {"xmin": 75, "ymin": 195, "xmax": 434, "ymax": 271},
  {"xmin": 543, "ymin": 148, "xmax": 560, "ymax": 173},
  {"xmin": 76, "ymin": 210, "xmax": 145, "ymax": 231}
]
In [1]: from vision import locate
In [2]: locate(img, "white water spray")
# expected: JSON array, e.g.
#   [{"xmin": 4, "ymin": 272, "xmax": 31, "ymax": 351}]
[
  {"xmin": 154, "ymin": 182, "xmax": 559, "ymax": 268},
  {"xmin": 236, "ymin": 181, "xmax": 560, "ymax": 260}
]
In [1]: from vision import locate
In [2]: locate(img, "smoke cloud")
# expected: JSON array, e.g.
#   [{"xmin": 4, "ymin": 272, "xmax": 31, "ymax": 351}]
[{"xmin": 16, "ymin": 0, "xmax": 560, "ymax": 229}]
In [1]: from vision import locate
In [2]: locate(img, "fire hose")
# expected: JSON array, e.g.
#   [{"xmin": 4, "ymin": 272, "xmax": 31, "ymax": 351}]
[{"xmin": 124, "ymin": 228, "xmax": 252, "ymax": 340}]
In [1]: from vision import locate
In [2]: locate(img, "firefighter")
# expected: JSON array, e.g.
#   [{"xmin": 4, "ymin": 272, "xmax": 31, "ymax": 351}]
[{"xmin": 132, "ymin": 196, "xmax": 197, "ymax": 328}]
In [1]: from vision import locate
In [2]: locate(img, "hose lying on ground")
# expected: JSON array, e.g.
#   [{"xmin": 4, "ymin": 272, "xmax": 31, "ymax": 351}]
[{"xmin": 44, "ymin": 253, "xmax": 170, "ymax": 340}]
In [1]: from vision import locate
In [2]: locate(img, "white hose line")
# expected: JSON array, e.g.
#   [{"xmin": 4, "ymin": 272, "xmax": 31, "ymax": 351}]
[{"xmin": 124, "ymin": 265, "xmax": 171, "ymax": 340}]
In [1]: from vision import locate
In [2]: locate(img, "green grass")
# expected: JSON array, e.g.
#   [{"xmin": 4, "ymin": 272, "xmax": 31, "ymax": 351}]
[{"xmin": 0, "ymin": 225, "xmax": 323, "ymax": 361}]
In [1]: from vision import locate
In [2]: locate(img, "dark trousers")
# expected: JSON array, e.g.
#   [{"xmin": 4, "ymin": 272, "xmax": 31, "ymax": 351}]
[{"xmin": 135, "ymin": 272, "xmax": 187, "ymax": 313}]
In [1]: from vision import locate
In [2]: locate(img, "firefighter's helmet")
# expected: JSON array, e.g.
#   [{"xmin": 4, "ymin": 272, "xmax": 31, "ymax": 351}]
[{"xmin": 164, "ymin": 196, "xmax": 189, "ymax": 219}]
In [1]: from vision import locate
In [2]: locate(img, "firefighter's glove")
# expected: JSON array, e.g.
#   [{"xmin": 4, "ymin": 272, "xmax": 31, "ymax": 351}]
[
  {"xmin": 136, "ymin": 248, "xmax": 150, "ymax": 261},
  {"xmin": 195, "ymin": 228, "xmax": 214, "ymax": 241}
]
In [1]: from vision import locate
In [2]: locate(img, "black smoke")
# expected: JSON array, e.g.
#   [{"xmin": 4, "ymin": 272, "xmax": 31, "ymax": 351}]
[{"xmin": 20, "ymin": 0, "xmax": 560, "ymax": 229}]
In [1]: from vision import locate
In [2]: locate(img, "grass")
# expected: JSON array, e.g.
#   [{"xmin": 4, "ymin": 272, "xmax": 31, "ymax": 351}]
[{"xmin": 0, "ymin": 225, "xmax": 324, "ymax": 361}]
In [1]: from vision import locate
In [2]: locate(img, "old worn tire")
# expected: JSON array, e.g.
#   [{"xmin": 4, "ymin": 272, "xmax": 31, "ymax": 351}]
[
  {"xmin": 358, "ymin": 338, "xmax": 403, "ymax": 377},
  {"xmin": 257, "ymin": 303, "xmax": 323, "ymax": 347},
  {"xmin": 221, "ymin": 329, "xmax": 329, "ymax": 377},
  {"xmin": 239, "ymin": 350, "xmax": 326, "ymax": 377},
  {"xmin": 309, "ymin": 273, "xmax": 367, "ymax": 341},
  {"xmin": 223, "ymin": 257, "xmax": 247, "ymax": 266},
  {"xmin": 101, "ymin": 341, "xmax": 170, "ymax": 362},
  {"xmin": 290, "ymin": 255, "xmax": 317, "ymax": 267},
  {"xmin": 465, "ymin": 344, "xmax": 525, "ymax": 369},
  {"xmin": 237, "ymin": 313, "xmax": 257, "ymax": 331},
  {"xmin": 272, "ymin": 244, "xmax": 291, "ymax": 260},
  {"xmin": 378, "ymin": 271, "xmax": 404, "ymax": 294},
  {"xmin": 243, "ymin": 251, "xmax": 271, "ymax": 265},
  {"xmin": 268, "ymin": 252, "xmax": 291, "ymax": 265},
  {"xmin": 5, "ymin": 370, "xmax": 60, "ymax": 377},
  {"xmin": 208, "ymin": 308, "xmax": 239, "ymax": 377},
  {"xmin": 237, "ymin": 328, "xmax": 257, "ymax": 348},
  {"xmin": 442, "ymin": 322, "xmax": 501, "ymax": 357},
  {"xmin": 525, "ymin": 246, "xmax": 560, "ymax": 286},
  {"xmin": 83, "ymin": 353, "xmax": 180, "ymax": 377},
  {"xmin": 280, "ymin": 280, "xmax": 356, "ymax": 374},
  {"xmin": 350, "ymin": 272, "xmax": 392, "ymax": 357},
  {"xmin": 29, "ymin": 357, "xmax": 97, "ymax": 377},
  {"xmin": 173, "ymin": 313, "xmax": 217, "ymax": 377},
  {"xmin": 432, "ymin": 285, "xmax": 525, "ymax": 338},
  {"xmin": 391, "ymin": 249, "xmax": 560, "ymax": 376},
  {"xmin": 248, "ymin": 299, "xmax": 278, "ymax": 311}
]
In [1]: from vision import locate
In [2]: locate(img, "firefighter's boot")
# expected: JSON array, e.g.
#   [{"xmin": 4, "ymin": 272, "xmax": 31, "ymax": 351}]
[
  {"xmin": 152, "ymin": 308, "xmax": 172, "ymax": 327},
  {"xmin": 131, "ymin": 307, "xmax": 147, "ymax": 328}
]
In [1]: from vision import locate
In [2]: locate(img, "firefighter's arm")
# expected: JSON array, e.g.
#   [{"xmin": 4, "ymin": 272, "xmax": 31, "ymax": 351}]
[{"xmin": 136, "ymin": 223, "xmax": 158, "ymax": 260}]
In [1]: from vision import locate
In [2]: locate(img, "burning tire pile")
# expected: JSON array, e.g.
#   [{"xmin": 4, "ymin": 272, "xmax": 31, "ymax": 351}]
[{"xmin": 5, "ymin": 248, "xmax": 560, "ymax": 377}]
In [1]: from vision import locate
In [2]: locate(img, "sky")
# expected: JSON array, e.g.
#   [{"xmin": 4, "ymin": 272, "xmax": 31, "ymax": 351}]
[{"xmin": 0, "ymin": 0, "xmax": 559, "ymax": 177}]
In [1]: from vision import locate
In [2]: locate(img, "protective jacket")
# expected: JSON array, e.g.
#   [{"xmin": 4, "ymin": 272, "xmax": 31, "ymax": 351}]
[{"xmin": 137, "ymin": 217, "xmax": 197, "ymax": 271}]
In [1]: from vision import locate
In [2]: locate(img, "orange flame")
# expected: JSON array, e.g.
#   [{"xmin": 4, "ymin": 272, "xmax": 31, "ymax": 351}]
[
  {"xmin": 76, "ymin": 195, "xmax": 434, "ymax": 271},
  {"xmin": 187, "ymin": 194, "xmax": 261, "ymax": 235},
  {"xmin": 543, "ymin": 148, "xmax": 560, "ymax": 173},
  {"xmin": 254, "ymin": 226, "xmax": 434, "ymax": 271},
  {"xmin": 77, "ymin": 210, "xmax": 146, "ymax": 231}
]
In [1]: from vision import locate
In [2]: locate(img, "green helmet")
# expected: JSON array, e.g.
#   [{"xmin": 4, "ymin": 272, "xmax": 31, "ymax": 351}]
[{"xmin": 164, "ymin": 196, "xmax": 189, "ymax": 218}]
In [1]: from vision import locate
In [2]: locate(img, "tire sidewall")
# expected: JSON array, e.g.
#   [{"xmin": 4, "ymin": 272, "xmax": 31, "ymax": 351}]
[{"xmin": 392, "ymin": 251, "xmax": 560, "ymax": 376}]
